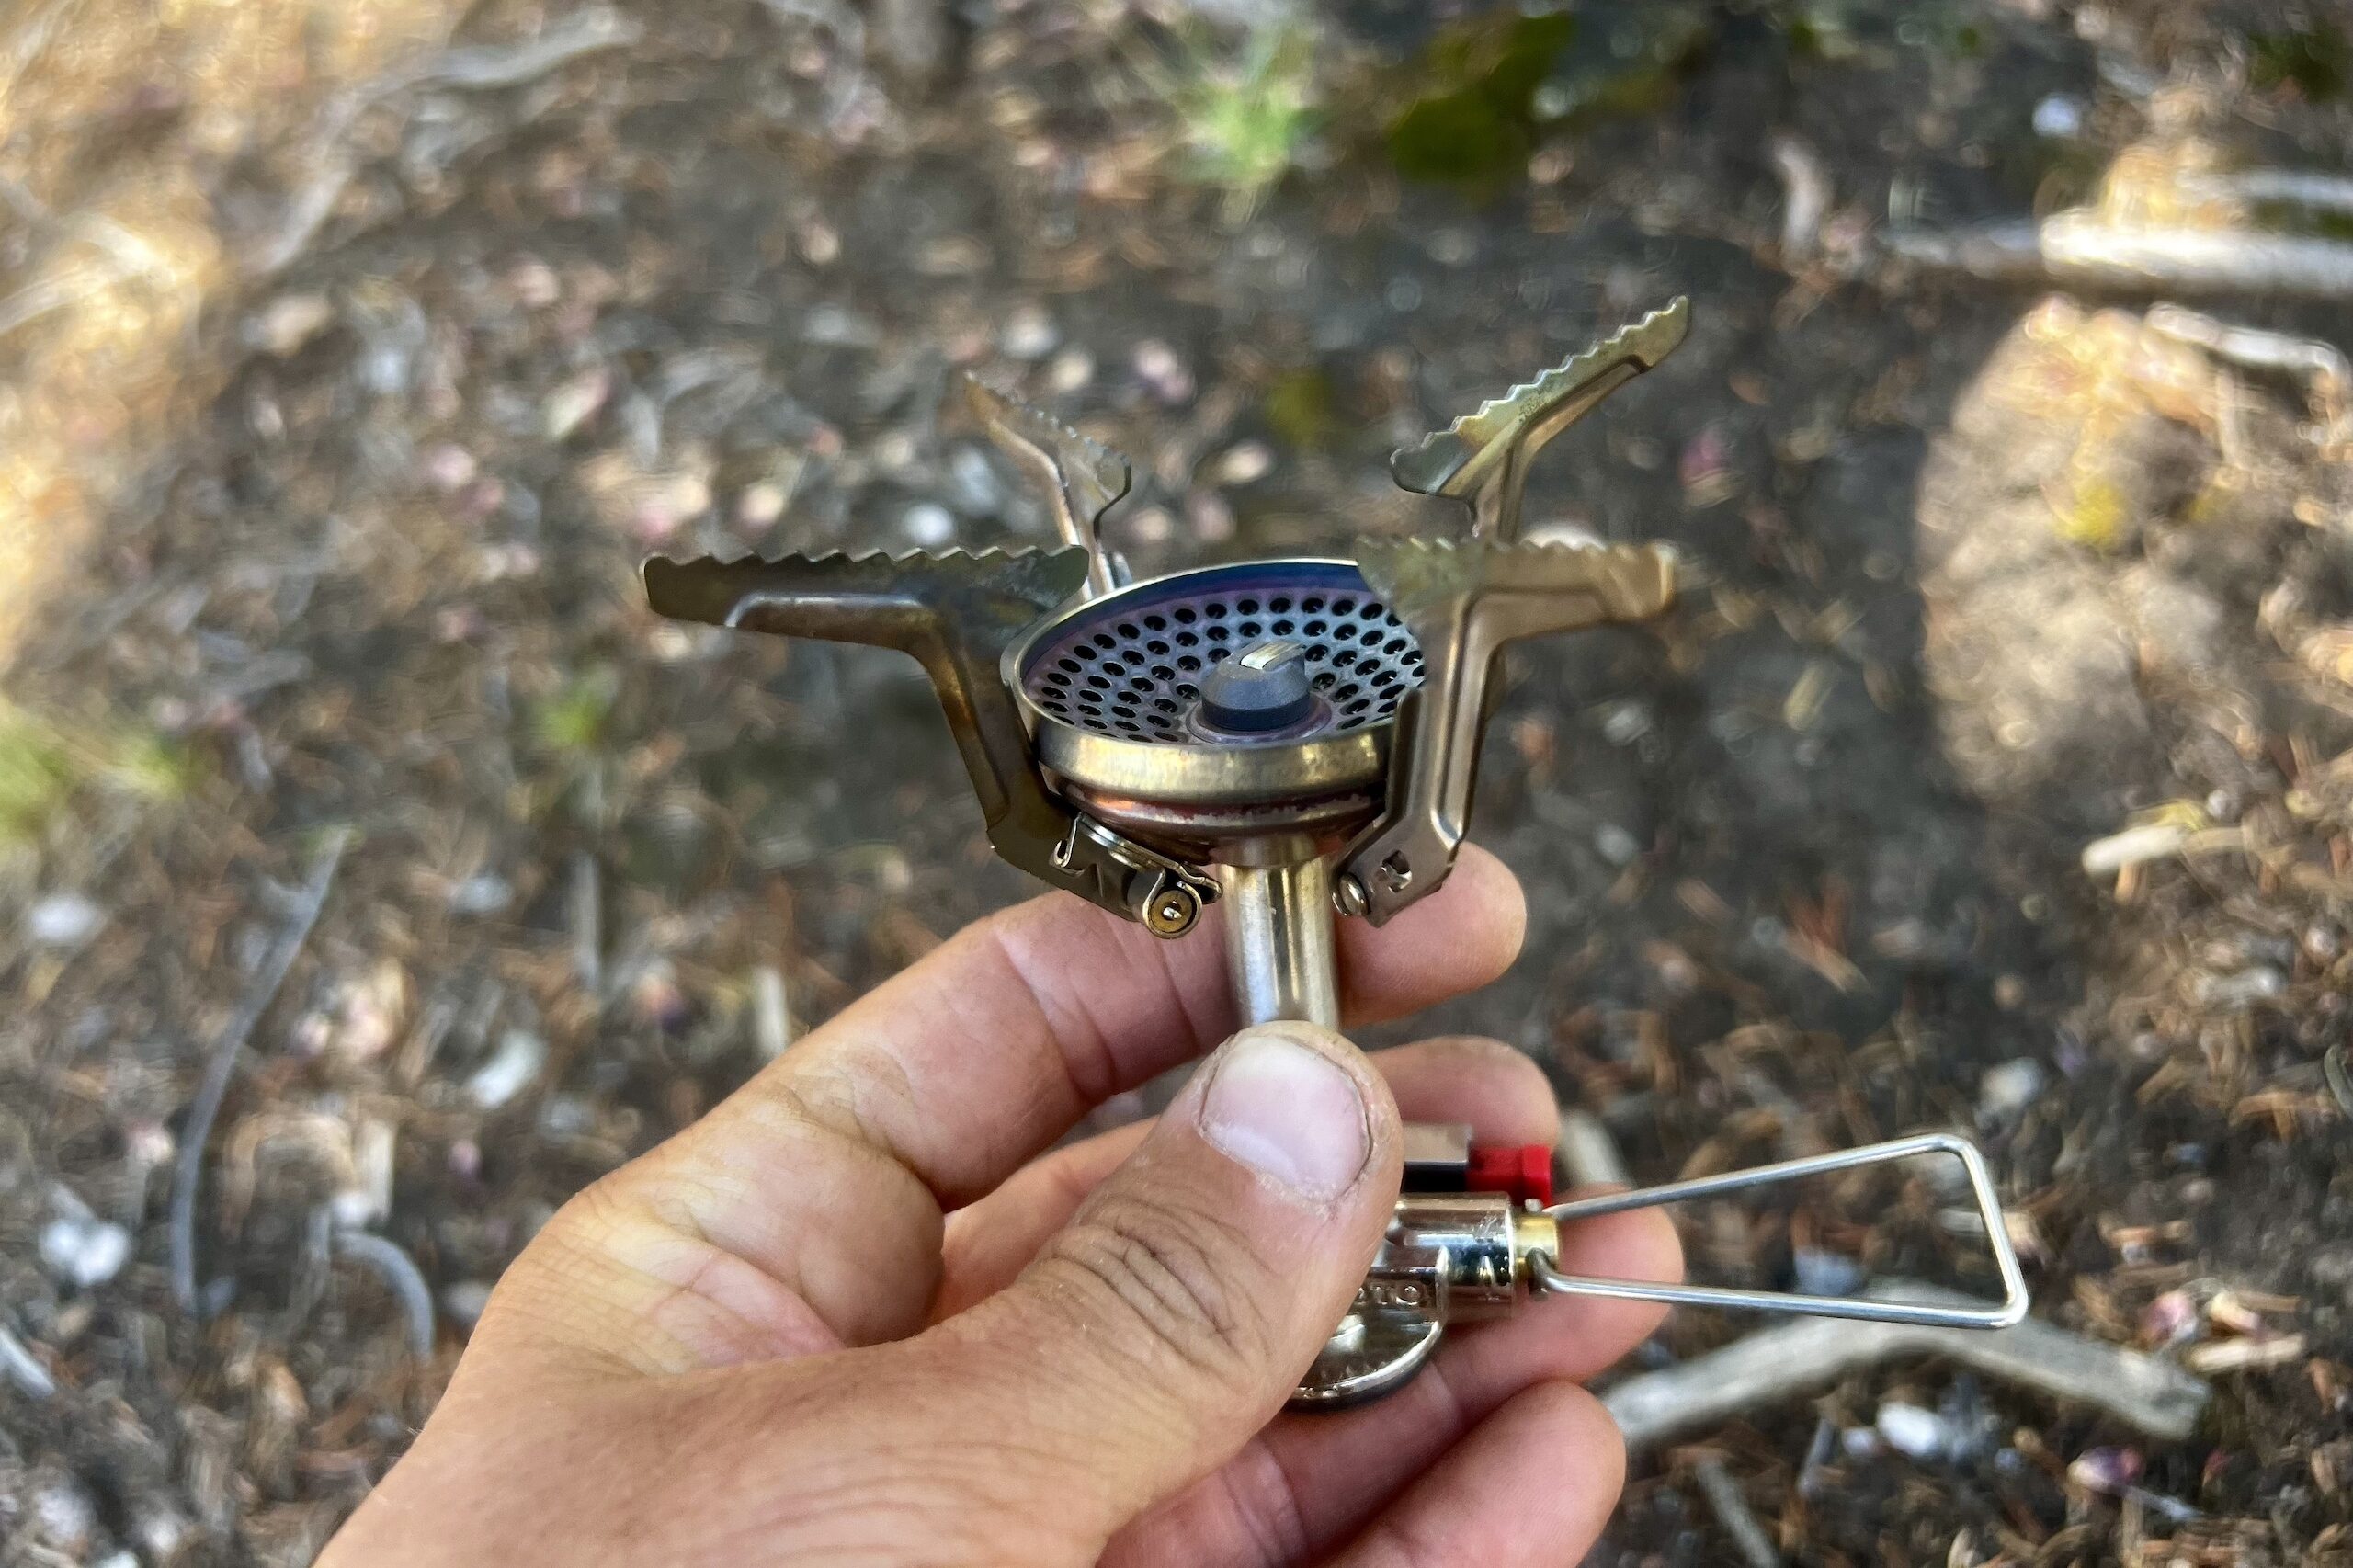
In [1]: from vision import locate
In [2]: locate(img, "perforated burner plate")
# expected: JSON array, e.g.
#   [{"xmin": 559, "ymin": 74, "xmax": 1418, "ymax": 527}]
[{"xmin": 1017, "ymin": 562, "xmax": 1425, "ymax": 744}]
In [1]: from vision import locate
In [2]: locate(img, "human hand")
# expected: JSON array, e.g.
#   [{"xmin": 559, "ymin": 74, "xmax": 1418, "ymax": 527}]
[{"xmin": 323, "ymin": 846, "xmax": 1679, "ymax": 1566}]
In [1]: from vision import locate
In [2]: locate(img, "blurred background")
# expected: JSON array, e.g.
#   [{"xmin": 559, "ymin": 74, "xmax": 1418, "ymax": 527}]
[{"xmin": 0, "ymin": 0, "xmax": 2349, "ymax": 1561}]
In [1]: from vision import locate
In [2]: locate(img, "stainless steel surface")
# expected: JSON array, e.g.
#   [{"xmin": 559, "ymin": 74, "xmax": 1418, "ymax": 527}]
[
  {"xmin": 1060, "ymin": 782, "xmax": 1381, "ymax": 846},
  {"xmin": 961, "ymin": 374, "xmax": 1127, "ymax": 598},
  {"xmin": 1011, "ymin": 561, "xmax": 1421, "ymax": 806},
  {"xmin": 1391, "ymin": 297, "xmax": 1689, "ymax": 541},
  {"xmin": 1214, "ymin": 835, "xmax": 1338, "ymax": 1028},
  {"xmin": 1040, "ymin": 721, "xmax": 1392, "ymax": 809},
  {"xmin": 1055, "ymin": 813, "xmax": 1221, "ymax": 937},
  {"xmin": 1532, "ymin": 1132, "xmax": 2031, "ymax": 1329},
  {"xmin": 1293, "ymin": 1191, "xmax": 1559, "ymax": 1408},
  {"xmin": 1400, "ymin": 1121, "xmax": 1472, "ymax": 1186},
  {"xmin": 1013, "ymin": 561, "xmax": 1420, "ymax": 744},
  {"xmin": 1338, "ymin": 538, "xmax": 1678, "ymax": 926}
]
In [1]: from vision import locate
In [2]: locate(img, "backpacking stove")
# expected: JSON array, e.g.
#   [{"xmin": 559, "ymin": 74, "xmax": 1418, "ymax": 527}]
[{"xmin": 644, "ymin": 299, "xmax": 2029, "ymax": 1408}]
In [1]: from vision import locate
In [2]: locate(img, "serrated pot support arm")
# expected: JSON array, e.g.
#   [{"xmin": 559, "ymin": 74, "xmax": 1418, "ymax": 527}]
[{"xmin": 642, "ymin": 547, "xmax": 1210, "ymax": 929}]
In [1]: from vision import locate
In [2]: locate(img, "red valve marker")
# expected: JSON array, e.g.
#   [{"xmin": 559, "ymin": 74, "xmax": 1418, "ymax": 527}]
[{"xmin": 1465, "ymin": 1142, "xmax": 1553, "ymax": 1206}]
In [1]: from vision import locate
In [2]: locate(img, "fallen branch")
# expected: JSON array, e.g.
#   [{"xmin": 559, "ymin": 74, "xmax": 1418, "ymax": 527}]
[
  {"xmin": 1602, "ymin": 1279, "xmax": 2210, "ymax": 1451},
  {"xmin": 169, "ymin": 830, "xmax": 351, "ymax": 1314},
  {"xmin": 1884, "ymin": 217, "xmax": 2353, "ymax": 299}
]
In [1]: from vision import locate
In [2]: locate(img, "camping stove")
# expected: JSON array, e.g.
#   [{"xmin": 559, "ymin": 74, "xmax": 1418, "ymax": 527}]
[{"xmin": 644, "ymin": 299, "xmax": 2029, "ymax": 1408}]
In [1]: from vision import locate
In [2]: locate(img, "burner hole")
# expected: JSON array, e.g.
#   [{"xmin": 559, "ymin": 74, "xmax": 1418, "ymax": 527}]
[
  {"xmin": 1150, "ymin": 664, "xmax": 1176, "ymax": 682},
  {"xmin": 1208, "ymin": 646, "xmax": 1230, "ymax": 662},
  {"xmin": 1143, "ymin": 613, "xmax": 1167, "ymax": 631},
  {"xmin": 1152, "ymin": 697, "xmax": 1178, "ymax": 713},
  {"xmin": 1101, "ymin": 661, "xmax": 1127, "ymax": 677},
  {"xmin": 1176, "ymin": 681, "xmax": 1199, "ymax": 699},
  {"xmin": 1236, "ymin": 597, "xmax": 1260, "ymax": 614},
  {"xmin": 1086, "ymin": 675, "xmax": 1111, "ymax": 690},
  {"xmin": 1383, "ymin": 638, "xmax": 1407, "ymax": 655},
  {"xmin": 1334, "ymin": 649, "xmax": 1358, "ymax": 668},
  {"xmin": 1204, "ymin": 602, "xmax": 1228, "ymax": 619},
  {"xmin": 1336, "ymin": 683, "xmax": 1361, "ymax": 700},
  {"xmin": 1331, "ymin": 597, "xmax": 1355, "ymax": 615},
  {"xmin": 1302, "ymin": 597, "xmax": 1325, "ymax": 613},
  {"xmin": 1117, "ymin": 622, "xmax": 1141, "ymax": 640},
  {"xmin": 1303, "ymin": 619, "xmax": 1327, "ymax": 637},
  {"xmin": 1270, "ymin": 596, "xmax": 1292, "ymax": 612},
  {"xmin": 1046, "ymin": 670, "xmax": 1070, "ymax": 687},
  {"xmin": 1312, "ymin": 672, "xmax": 1336, "ymax": 691},
  {"xmin": 1094, "ymin": 631, "xmax": 1119, "ymax": 649},
  {"xmin": 1115, "ymin": 721, "xmax": 1142, "ymax": 733},
  {"xmin": 1345, "ymin": 699, "xmax": 1370, "ymax": 715},
  {"xmin": 1237, "ymin": 619, "xmax": 1262, "ymax": 637},
  {"xmin": 1058, "ymin": 656, "xmax": 1083, "ymax": 673},
  {"xmin": 1359, "ymin": 627, "xmax": 1382, "ymax": 645},
  {"xmin": 1174, "ymin": 606, "xmax": 1198, "ymax": 624},
  {"xmin": 1271, "ymin": 619, "xmax": 1295, "ymax": 635},
  {"xmin": 1358, "ymin": 602, "xmax": 1382, "ymax": 619},
  {"xmin": 1176, "ymin": 654, "xmax": 1201, "ymax": 672},
  {"xmin": 1207, "ymin": 624, "xmax": 1231, "ymax": 642},
  {"xmin": 1147, "ymin": 639, "xmax": 1170, "ymax": 656}
]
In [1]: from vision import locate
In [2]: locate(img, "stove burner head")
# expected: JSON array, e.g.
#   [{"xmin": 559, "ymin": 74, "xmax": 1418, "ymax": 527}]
[{"xmin": 1015, "ymin": 562, "xmax": 1423, "ymax": 745}]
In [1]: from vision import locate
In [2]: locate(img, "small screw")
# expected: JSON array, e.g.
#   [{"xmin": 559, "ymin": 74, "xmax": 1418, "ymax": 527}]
[
  {"xmin": 1144, "ymin": 885, "xmax": 1200, "ymax": 937},
  {"xmin": 1333, "ymin": 874, "xmax": 1370, "ymax": 918}
]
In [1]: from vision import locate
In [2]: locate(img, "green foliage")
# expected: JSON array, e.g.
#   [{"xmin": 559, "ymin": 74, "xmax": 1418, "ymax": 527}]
[
  {"xmin": 1176, "ymin": 24, "xmax": 1318, "ymax": 220},
  {"xmin": 1263, "ymin": 367, "xmax": 1340, "ymax": 449},
  {"xmin": 98, "ymin": 725, "xmax": 199, "ymax": 803},
  {"xmin": 533, "ymin": 665, "xmax": 619, "ymax": 758},
  {"xmin": 0, "ymin": 708, "xmax": 74, "ymax": 844},
  {"xmin": 2250, "ymin": 23, "xmax": 2348, "ymax": 102},
  {"xmin": 1386, "ymin": 12, "xmax": 1574, "ymax": 187},
  {"xmin": 0, "ymin": 705, "xmax": 199, "ymax": 846}
]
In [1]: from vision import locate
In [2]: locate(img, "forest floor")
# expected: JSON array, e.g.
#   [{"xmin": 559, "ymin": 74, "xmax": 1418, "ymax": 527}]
[{"xmin": 2, "ymin": 0, "xmax": 2352, "ymax": 1562}]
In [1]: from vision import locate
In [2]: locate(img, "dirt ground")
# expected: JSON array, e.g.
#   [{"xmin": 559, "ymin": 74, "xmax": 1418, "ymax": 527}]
[{"xmin": 2, "ymin": 0, "xmax": 2352, "ymax": 1562}]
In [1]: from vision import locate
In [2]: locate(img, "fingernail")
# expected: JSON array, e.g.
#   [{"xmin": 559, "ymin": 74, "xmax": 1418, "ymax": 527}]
[{"xmin": 1197, "ymin": 1026, "xmax": 1370, "ymax": 1204}]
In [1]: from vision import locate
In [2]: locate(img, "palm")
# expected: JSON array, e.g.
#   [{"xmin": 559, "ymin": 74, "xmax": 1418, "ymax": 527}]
[{"xmin": 326, "ymin": 848, "xmax": 1677, "ymax": 1568}]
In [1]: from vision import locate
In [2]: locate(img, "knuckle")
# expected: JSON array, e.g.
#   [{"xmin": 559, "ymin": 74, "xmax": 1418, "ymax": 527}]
[{"xmin": 1042, "ymin": 1192, "xmax": 1274, "ymax": 1385}]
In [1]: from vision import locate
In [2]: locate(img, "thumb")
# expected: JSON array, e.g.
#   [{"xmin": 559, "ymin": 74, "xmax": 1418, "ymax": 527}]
[{"xmin": 922, "ymin": 1021, "xmax": 1402, "ymax": 1545}]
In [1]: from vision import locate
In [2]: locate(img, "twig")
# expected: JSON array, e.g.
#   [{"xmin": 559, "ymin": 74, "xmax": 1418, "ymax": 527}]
[
  {"xmin": 753, "ymin": 964, "xmax": 793, "ymax": 1060},
  {"xmin": 2190, "ymin": 170, "xmax": 2353, "ymax": 218},
  {"xmin": 169, "ymin": 831, "xmax": 351, "ymax": 1315},
  {"xmin": 248, "ymin": 7, "xmax": 643, "ymax": 277},
  {"xmin": 1770, "ymin": 134, "xmax": 1830, "ymax": 266},
  {"xmin": 0, "ymin": 263, "xmax": 130, "ymax": 343},
  {"xmin": 333, "ymin": 1231, "xmax": 437, "ymax": 1358},
  {"xmin": 1602, "ymin": 1280, "xmax": 2210, "ymax": 1451},
  {"xmin": 1884, "ymin": 217, "xmax": 2353, "ymax": 299},
  {"xmin": 0, "ymin": 1322, "xmax": 56, "ymax": 1400},
  {"xmin": 570, "ymin": 851, "xmax": 601, "ymax": 996},
  {"xmin": 415, "ymin": 6, "xmax": 640, "ymax": 91},
  {"xmin": 2146, "ymin": 303, "xmax": 2350, "ymax": 414},
  {"xmin": 0, "ymin": 0, "xmax": 79, "ymax": 114},
  {"xmin": 1560, "ymin": 1108, "xmax": 1631, "ymax": 1188},
  {"xmin": 1693, "ymin": 1455, "xmax": 1781, "ymax": 1568}
]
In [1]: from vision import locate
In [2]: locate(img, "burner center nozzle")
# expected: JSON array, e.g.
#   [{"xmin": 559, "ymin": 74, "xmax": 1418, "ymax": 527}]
[{"xmin": 1199, "ymin": 638, "xmax": 1315, "ymax": 735}]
